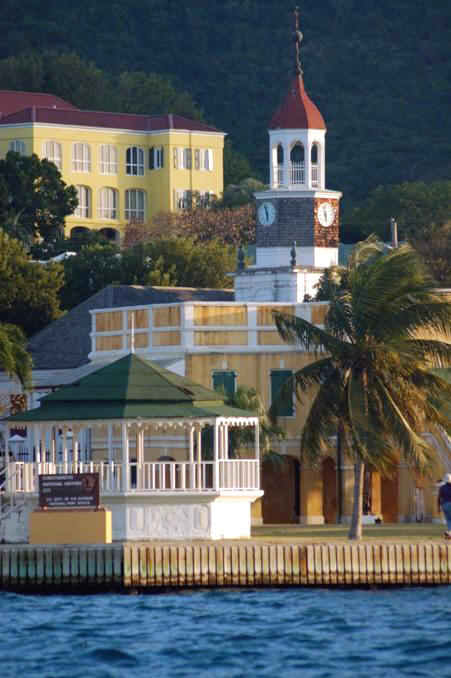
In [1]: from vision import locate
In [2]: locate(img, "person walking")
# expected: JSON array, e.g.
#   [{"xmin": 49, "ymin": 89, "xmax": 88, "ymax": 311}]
[{"xmin": 438, "ymin": 474, "xmax": 451, "ymax": 538}]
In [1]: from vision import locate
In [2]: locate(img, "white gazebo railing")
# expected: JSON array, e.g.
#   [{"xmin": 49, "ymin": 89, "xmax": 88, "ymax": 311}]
[
  {"xmin": 311, "ymin": 163, "xmax": 319, "ymax": 187},
  {"xmin": 290, "ymin": 161, "xmax": 305, "ymax": 185},
  {"xmin": 5, "ymin": 459, "xmax": 260, "ymax": 494}
]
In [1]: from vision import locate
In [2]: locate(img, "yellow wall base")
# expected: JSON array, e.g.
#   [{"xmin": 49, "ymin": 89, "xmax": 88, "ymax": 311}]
[{"xmin": 29, "ymin": 509, "xmax": 112, "ymax": 545}]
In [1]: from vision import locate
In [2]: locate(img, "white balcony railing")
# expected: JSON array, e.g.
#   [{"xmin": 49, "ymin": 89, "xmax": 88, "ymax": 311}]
[
  {"xmin": 290, "ymin": 161, "xmax": 305, "ymax": 185},
  {"xmin": 311, "ymin": 163, "xmax": 319, "ymax": 187},
  {"xmin": 5, "ymin": 460, "xmax": 260, "ymax": 494}
]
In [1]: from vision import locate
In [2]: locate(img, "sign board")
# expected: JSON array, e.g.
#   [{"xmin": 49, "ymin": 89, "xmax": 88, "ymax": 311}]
[{"xmin": 38, "ymin": 473, "xmax": 100, "ymax": 509}]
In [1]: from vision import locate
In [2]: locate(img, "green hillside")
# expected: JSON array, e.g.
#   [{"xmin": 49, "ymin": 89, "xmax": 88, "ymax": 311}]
[{"xmin": 0, "ymin": 0, "xmax": 449, "ymax": 205}]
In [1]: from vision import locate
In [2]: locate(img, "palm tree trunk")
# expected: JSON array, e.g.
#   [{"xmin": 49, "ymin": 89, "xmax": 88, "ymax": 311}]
[{"xmin": 349, "ymin": 459, "xmax": 365, "ymax": 540}]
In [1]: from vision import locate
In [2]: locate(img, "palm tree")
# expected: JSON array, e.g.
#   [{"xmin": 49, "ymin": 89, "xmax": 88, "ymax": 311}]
[
  {"xmin": 0, "ymin": 322, "xmax": 32, "ymax": 387},
  {"xmin": 273, "ymin": 236, "xmax": 451, "ymax": 539},
  {"xmin": 202, "ymin": 385, "xmax": 285, "ymax": 465}
]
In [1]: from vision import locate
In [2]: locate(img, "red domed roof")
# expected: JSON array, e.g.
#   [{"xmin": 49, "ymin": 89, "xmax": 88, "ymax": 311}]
[{"xmin": 269, "ymin": 75, "xmax": 326, "ymax": 131}]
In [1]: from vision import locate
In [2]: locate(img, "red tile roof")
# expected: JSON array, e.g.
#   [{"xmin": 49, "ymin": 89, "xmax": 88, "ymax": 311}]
[
  {"xmin": 269, "ymin": 75, "xmax": 326, "ymax": 130},
  {"xmin": 0, "ymin": 101, "xmax": 223, "ymax": 134},
  {"xmin": 0, "ymin": 90, "xmax": 78, "ymax": 117}
]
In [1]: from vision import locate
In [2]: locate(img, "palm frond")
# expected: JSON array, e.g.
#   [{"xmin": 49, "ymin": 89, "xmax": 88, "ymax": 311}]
[{"xmin": 273, "ymin": 311, "xmax": 354, "ymax": 357}]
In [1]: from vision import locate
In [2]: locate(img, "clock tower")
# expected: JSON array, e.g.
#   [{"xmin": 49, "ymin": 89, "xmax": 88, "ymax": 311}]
[{"xmin": 235, "ymin": 8, "xmax": 342, "ymax": 302}]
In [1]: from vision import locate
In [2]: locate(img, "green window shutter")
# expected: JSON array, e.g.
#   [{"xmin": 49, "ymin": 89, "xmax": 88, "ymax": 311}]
[
  {"xmin": 212, "ymin": 371, "xmax": 236, "ymax": 400},
  {"xmin": 271, "ymin": 370, "xmax": 294, "ymax": 417}
]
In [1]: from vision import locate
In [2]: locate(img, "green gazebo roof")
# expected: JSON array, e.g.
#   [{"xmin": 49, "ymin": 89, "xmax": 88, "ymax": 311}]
[{"xmin": 6, "ymin": 354, "xmax": 255, "ymax": 423}]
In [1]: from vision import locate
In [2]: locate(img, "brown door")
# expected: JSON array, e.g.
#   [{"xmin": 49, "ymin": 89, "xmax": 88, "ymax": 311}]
[{"xmin": 322, "ymin": 457, "xmax": 338, "ymax": 523}]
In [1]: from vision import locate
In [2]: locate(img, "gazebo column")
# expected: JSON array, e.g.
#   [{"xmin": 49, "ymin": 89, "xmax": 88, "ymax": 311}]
[
  {"xmin": 51, "ymin": 426, "xmax": 56, "ymax": 465},
  {"xmin": 214, "ymin": 420, "xmax": 220, "ymax": 490},
  {"xmin": 40, "ymin": 426, "xmax": 47, "ymax": 465},
  {"xmin": 62, "ymin": 426, "xmax": 68, "ymax": 470},
  {"xmin": 107, "ymin": 423, "xmax": 114, "ymax": 462},
  {"xmin": 196, "ymin": 426, "xmax": 202, "ymax": 489},
  {"xmin": 121, "ymin": 422, "xmax": 129, "ymax": 492},
  {"xmin": 34, "ymin": 425, "xmax": 40, "ymax": 465},
  {"xmin": 188, "ymin": 425, "xmax": 194, "ymax": 462},
  {"xmin": 73, "ymin": 426, "xmax": 79, "ymax": 469},
  {"xmin": 255, "ymin": 420, "xmax": 260, "ymax": 489}
]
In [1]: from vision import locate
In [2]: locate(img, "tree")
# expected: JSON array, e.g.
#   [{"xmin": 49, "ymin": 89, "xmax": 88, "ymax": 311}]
[
  {"xmin": 125, "ymin": 205, "xmax": 256, "ymax": 248},
  {"xmin": 343, "ymin": 181, "xmax": 451, "ymax": 243},
  {"xmin": 411, "ymin": 221, "xmax": 451, "ymax": 286},
  {"xmin": 116, "ymin": 71, "xmax": 204, "ymax": 121},
  {"xmin": 273, "ymin": 236, "xmax": 451, "ymax": 539},
  {"xmin": 0, "ymin": 50, "xmax": 110, "ymax": 110},
  {"xmin": 0, "ymin": 231, "xmax": 63, "ymax": 336},
  {"xmin": 0, "ymin": 152, "xmax": 78, "ymax": 244},
  {"xmin": 223, "ymin": 139, "xmax": 255, "ymax": 187},
  {"xmin": 60, "ymin": 242, "xmax": 122, "ymax": 310},
  {"xmin": 60, "ymin": 237, "xmax": 236, "ymax": 309},
  {"xmin": 218, "ymin": 178, "xmax": 267, "ymax": 209},
  {"xmin": 0, "ymin": 323, "xmax": 32, "ymax": 387},
  {"xmin": 202, "ymin": 385, "xmax": 285, "ymax": 464}
]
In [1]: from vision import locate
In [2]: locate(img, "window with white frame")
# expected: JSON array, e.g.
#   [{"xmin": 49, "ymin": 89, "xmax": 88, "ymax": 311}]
[
  {"xmin": 72, "ymin": 143, "xmax": 91, "ymax": 172},
  {"xmin": 74, "ymin": 186, "xmax": 91, "ymax": 218},
  {"xmin": 149, "ymin": 146, "xmax": 164, "ymax": 169},
  {"xmin": 99, "ymin": 144, "xmax": 118, "ymax": 174},
  {"xmin": 182, "ymin": 148, "xmax": 192, "ymax": 169},
  {"xmin": 198, "ymin": 191, "xmax": 214, "ymax": 207},
  {"xmin": 173, "ymin": 147, "xmax": 192, "ymax": 169},
  {"xmin": 9, "ymin": 140, "xmax": 26, "ymax": 155},
  {"xmin": 201, "ymin": 148, "xmax": 214, "ymax": 171},
  {"xmin": 42, "ymin": 140, "xmax": 62, "ymax": 169},
  {"xmin": 125, "ymin": 189, "xmax": 146, "ymax": 221},
  {"xmin": 98, "ymin": 187, "xmax": 118, "ymax": 219},
  {"xmin": 174, "ymin": 189, "xmax": 192, "ymax": 210},
  {"xmin": 126, "ymin": 146, "xmax": 144, "ymax": 176}
]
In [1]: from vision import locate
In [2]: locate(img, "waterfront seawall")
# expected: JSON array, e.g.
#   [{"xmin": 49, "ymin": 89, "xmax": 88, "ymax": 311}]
[{"xmin": 1, "ymin": 541, "xmax": 451, "ymax": 591}]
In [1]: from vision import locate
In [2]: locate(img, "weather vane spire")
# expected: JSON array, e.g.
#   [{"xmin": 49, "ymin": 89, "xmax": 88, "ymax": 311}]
[{"xmin": 293, "ymin": 6, "xmax": 303, "ymax": 77}]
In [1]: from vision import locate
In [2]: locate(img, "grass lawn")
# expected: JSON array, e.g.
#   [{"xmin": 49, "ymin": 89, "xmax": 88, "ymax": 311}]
[{"xmin": 251, "ymin": 523, "xmax": 447, "ymax": 542}]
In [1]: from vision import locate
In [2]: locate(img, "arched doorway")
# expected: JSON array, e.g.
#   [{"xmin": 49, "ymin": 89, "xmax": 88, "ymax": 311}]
[
  {"xmin": 99, "ymin": 227, "xmax": 120, "ymax": 242},
  {"xmin": 289, "ymin": 142, "xmax": 305, "ymax": 185},
  {"xmin": 70, "ymin": 226, "xmax": 90, "ymax": 239},
  {"xmin": 322, "ymin": 456, "xmax": 337, "ymax": 523},
  {"xmin": 262, "ymin": 455, "xmax": 300, "ymax": 523},
  {"xmin": 381, "ymin": 470, "xmax": 399, "ymax": 523}
]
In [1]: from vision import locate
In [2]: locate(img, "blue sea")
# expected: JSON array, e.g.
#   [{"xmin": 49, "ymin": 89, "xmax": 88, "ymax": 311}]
[{"xmin": 1, "ymin": 587, "xmax": 450, "ymax": 677}]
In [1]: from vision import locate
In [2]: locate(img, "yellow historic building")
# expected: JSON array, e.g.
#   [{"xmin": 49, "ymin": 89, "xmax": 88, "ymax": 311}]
[{"xmin": 0, "ymin": 89, "xmax": 224, "ymax": 240}]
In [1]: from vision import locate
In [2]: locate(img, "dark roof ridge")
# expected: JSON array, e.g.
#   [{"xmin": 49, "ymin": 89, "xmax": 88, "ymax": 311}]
[{"xmin": 0, "ymin": 88, "xmax": 78, "ymax": 107}]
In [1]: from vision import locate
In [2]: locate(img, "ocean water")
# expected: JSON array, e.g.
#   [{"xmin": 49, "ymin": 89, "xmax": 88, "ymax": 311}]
[{"xmin": 1, "ymin": 587, "xmax": 450, "ymax": 678}]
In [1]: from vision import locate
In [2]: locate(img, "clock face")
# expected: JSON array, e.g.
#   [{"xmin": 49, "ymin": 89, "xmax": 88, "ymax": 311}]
[
  {"xmin": 258, "ymin": 201, "xmax": 276, "ymax": 226},
  {"xmin": 317, "ymin": 202, "xmax": 335, "ymax": 228}
]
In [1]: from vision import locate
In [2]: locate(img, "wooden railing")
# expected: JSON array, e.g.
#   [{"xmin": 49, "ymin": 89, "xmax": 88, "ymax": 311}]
[{"xmin": 5, "ymin": 460, "xmax": 260, "ymax": 494}]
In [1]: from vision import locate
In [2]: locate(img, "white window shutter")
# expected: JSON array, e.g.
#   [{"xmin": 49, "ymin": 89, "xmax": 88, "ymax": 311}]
[{"xmin": 208, "ymin": 149, "xmax": 214, "ymax": 171}]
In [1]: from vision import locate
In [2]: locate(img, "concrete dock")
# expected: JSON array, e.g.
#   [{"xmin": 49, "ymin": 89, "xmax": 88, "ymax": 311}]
[{"xmin": 1, "ymin": 541, "xmax": 451, "ymax": 591}]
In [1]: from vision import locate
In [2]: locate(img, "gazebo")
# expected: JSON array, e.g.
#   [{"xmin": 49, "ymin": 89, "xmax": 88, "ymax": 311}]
[{"xmin": 2, "ymin": 354, "xmax": 262, "ymax": 542}]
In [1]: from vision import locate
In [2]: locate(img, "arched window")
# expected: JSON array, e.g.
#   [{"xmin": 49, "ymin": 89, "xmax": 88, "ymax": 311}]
[
  {"xmin": 98, "ymin": 188, "xmax": 118, "ymax": 219},
  {"xmin": 99, "ymin": 228, "xmax": 120, "ymax": 242},
  {"xmin": 311, "ymin": 143, "xmax": 320, "ymax": 187},
  {"xmin": 277, "ymin": 144, "xmax": 284, "ymax": 164},
  {"xmin": 126, "ymin": 147, "xmax": 144, "ymax": 176},
  {"xmin": 71, "ymin": 226, "xmax": 90, "ymax": 238},
  {"xmin": 99, "ymin": 144, "xmax": 118, "ymax": 174},
  {"xmin": 9, "ymin": 140, "xmax": 26, "ymax": 155},
  {"xmin": 74, "ymin": 186, "xmax": 91, "ymax": 218},
  {"xmin": 311, "ymin": 144, "xmax": 319, "ymax": 164},
  {"xmin": 72, "ymin": 143, "xmax": 91, "ymax": 172},
  {"xmin": 42, "ymin": 140, "xmax": 62, "ymax": 170},
  {"xmin": 125, "ymin": 189, "xmax": 146, "ymax": 221},
  {"xmin": 290, "ymin": 143, "xmax": 305, "ymax": 185}
]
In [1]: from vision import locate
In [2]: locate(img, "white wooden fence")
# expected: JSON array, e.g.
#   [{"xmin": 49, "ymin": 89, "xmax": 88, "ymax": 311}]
[{"xmin": 5, "ymin": 460, "xmax": 260, "ymax": 494}]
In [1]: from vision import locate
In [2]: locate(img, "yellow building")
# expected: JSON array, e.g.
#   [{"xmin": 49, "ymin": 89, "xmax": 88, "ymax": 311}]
[{"xmin": 0, "ymin": 89, "xmax": 225, "ymax": 240}]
